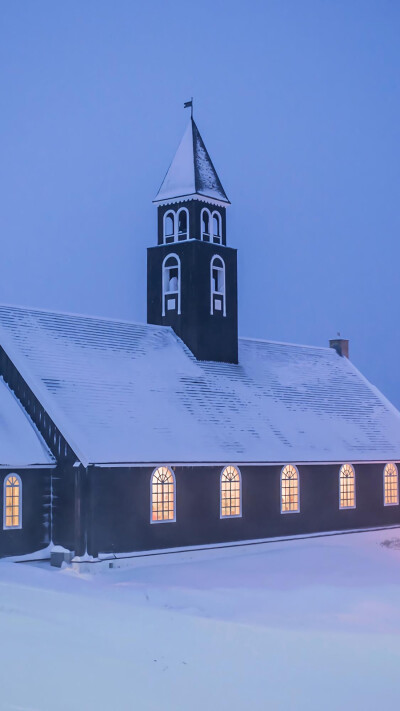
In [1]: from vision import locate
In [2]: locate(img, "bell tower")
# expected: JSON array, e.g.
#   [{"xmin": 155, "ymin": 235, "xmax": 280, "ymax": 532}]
[{"xmin": 147, "ymin": 116, "xmax": 238, "ymax": 363}]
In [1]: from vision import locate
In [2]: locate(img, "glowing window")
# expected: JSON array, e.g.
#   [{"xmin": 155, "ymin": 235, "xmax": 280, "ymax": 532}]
[
  {"xmin": 339, "ymin": 464, "xmax": 356, "ymax": 509},
  {"xmin": 212, "ymin": 212, "xmax": 222, "ymax": 244},
  {"xmin": 201, "ymin": 208, "xmax": 211, "ymax": 241},
  {"xmin": 281, "ymin": 465, "xmax": 300, "ymax": 513},
  {"xmin": 210, "ymin": 255, "xmax": 226, "ymax": 316},
  {"xmin": 384, "ymin": 463, "xmax": 399, "ymax": 506},
  {"xmin": 151, "ymin": 467, "xmax": 175, "ymax": 523},
  {"xmin": 3, "ymin": 474, "xmax": 22, "ymax": 529},
  {"xmin": 220, "ymin": 466, "xmax": 241, "ymax": 518},
  {"xmin": 164, "ymin": 211, "xmax": 175, "ymax": 243},
  {"xmin": 177, "ymin": 208, "xmax": 189, "ymax": 240},
  {"xmin": 162, "ymin": 253, "xmax": 181, "ymax": 316}
]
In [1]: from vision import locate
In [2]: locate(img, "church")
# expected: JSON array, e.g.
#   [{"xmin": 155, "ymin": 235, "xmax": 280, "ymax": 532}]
[{"xmin": 1, "ymin": 114, "xmax": 400, "ymax": 566}]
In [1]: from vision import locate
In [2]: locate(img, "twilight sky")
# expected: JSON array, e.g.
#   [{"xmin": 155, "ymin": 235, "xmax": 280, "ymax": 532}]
[{"xmin": 1, "ymin": 1, "xmax": 400, "ymax": 405}]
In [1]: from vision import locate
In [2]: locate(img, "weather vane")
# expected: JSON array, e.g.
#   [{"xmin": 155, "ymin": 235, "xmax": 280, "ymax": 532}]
[{"xmin": 184, "ymin": 97, "xmax": 193, "ymax": 118}]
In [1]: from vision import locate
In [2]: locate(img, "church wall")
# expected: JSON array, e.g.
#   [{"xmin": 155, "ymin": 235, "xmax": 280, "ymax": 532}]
[
  {"xmin": 52, "ymin": 464, "xmax": 76, "ymax": 552},
  {"xmin": 0, "ymin": 468, "xmax": 51, "ymax": 558},
  {"xmin": 88, "ymin": 462, "xmax": 400, "ymax": 556}
]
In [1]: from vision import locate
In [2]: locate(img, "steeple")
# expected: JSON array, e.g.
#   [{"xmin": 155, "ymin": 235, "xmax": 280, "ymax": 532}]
[
  {"xmin": 148, "ymin": 116, "xmax": 238, "ymax": 364},
  {"xmin": 154, "ymin": 118, "xmax": 230, "ymax": 205}
]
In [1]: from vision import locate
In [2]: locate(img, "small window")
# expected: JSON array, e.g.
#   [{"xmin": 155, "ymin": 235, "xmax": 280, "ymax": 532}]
[
  {"xmin": 201, "ymin": 208, "xmax": 211, "ymax": 241},
  {"xmin": 164, "ymin": 211, "xmax": 175, "ymax": 244},
  {"xmin": 162, "ymin": 254, "xmax": 181, "ymax": 316},
  {"xmin": 220, "ymin": 465, "xmax": 241, "ymax": 518},
  {"xmin": 384, "ymin": 463, "xmax": 399, "ymax": 506},
  {"xmin": 339, "ymin": 464, "xmax": 356, "ymax": 509},
  {"xmin": 151, "ymin": 466, "xmax": 175, "ymax": 523},
  {"xmin": 212, "ymin": 212, "xmax": 222, "ymax": 244},
  {"xmin": 3, "ymin": 474, "xmax": 22, "ymax": 529},
  {"xmin": 281, "ymin": 465, "xmax": 300, "ymax": 513},
  {"xmin": 177, "ymin": 208, "xmax": 189, "ymax": 241},
  {"xmin": 210, "ymin": 255, "xmax": 226, "ymax": 316}
]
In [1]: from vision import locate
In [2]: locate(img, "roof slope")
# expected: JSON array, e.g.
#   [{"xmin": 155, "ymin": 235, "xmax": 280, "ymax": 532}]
[
  {"xmin": 154, "ymin": 118, "xmax": 230, "ymax": 204},
  {"xmin": 0, "ymin": 305, "xmax": 399, "ymax": 466},
  {"xmin": 0, "ymin": 376, "xmax": 54, "ymax": 466}
]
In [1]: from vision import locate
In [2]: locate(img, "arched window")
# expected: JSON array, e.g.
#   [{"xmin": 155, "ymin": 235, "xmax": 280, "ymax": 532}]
[
  {"xmin": 163, "ymin": 211, "xmax": 175, "ymax": 244},
  {"xmin": 210, "ymin": 255, "xmax": 226, "ymax": 316},
  {"xmin": 151, "ymin": 466, "xmax": 175, "ymax": 523},
  {"xmin": 3, "ymin": 474, "xmax": 22, "ymax": 529},
  {"xmin": 339, "ymin": 464, "xmax": 356, "ymax": 509},
  {"xmin": 281, "ymin": 465, "xmax": 300, "ymax": 513},
  {"xmin": 201, "ymin": 208, "xmax": 211, "ymax": 241},
  {"xmin": 177, "ymin": 208, "xmax": 189, "ymax": 240},
  {"xmin": 212, "ymin": 212, "xmax": 222, "ymax": 244},
  {"xmin": 384, "ymin": 463, "xmax": 399, "ymax": 506},
  {"xmin": 162, "ymin": 253, "xmax": 181, "ymax": 316},
  {"xmin": 220, "ymin": 465, "xmax": 241, "ymax": 518}
]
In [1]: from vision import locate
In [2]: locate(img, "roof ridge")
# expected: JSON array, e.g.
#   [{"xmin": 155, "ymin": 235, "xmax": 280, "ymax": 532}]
[{"xmin": 239, "ymin": 335, "xmax": 333, "ymax": 351}]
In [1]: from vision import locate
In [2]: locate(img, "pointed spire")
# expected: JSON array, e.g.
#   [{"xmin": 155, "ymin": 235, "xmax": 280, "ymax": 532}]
[{"xmin": 154, "ymin": 118, "xmax": 230, "ymax": 204}]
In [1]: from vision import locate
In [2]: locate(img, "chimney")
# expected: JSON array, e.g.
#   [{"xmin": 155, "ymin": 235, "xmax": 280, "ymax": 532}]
[{"xmin": 329, "ymin": 337, "xmax": 349, "ymax": 358}]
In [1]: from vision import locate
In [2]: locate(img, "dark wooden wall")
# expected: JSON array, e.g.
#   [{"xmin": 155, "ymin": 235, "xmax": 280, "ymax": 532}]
[
  {"xmin": 0, "ymin": 468, "xmax": 52, "ymax": 558},
  {"xmin": 88, "ymin": 463, "xmax": 400, "ymax": 556}
]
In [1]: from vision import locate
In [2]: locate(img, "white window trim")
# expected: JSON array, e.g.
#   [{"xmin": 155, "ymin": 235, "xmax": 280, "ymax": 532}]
[
  {"xmin": 150, "ymin": 466, "xmax": 176, "ymax": 524},
  {"xmin": 162, "ymin": 253, "xmax": 181, "ymax": 317},
  {"xmin": 339, "ymin": 463, "xmax": 356, "ymax": 510},
  {"xmin": 220, "ymin": 465, "xmax": 242, "ymax": 519},
  {"xmin": 210, "ymin": 255, "xmax": 226, "ymax": 317},
  {"xmin": 212, "ymin": 211, "xmax": 222, "ymax": 244},
  {"xmin": 163, "ymin": 210, "xmax": 176, "ymax": 244},
  {"xmin": 3, "ymin": 473, "xmax": 22, "ymax": 530},
  {"xmin": 201, "ymin": 207, "xmax": 211, "ymax": 240},
  {"xmin": 177, "ymin": 207, "xmax": 189, "ymax": 240},
  {"xmin": 280, "ymin": 464, "xmax": 300, "ymax": 514},
  {"xmin": 383, "ymin": 462, "xmax": 399, "ymax": 507}
]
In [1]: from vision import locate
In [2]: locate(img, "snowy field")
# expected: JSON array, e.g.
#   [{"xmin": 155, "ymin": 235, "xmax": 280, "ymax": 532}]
[{"xmin": 1, "ymin": 530, "xmax": 400, "ymax": 710}]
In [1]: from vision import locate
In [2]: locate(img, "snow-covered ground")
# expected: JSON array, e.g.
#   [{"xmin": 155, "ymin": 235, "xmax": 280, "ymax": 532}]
[{"xmin": 1, "ymin": 530, "xmax": 400, "ymax": 710}]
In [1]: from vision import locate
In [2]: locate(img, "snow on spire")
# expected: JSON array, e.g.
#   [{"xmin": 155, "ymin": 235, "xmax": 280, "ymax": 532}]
[{"xmin": 154, "ymin": 118, "xmax": 230, "ymax": 204}]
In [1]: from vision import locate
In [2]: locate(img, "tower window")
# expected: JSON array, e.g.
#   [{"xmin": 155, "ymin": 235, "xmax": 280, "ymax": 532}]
[
  {"xmin": 384, "ymin": 463, "xmax": 399, "ymax": 506},
  {"xmin": 210, "ymin": 255, "xmax": 226, "ymax": 316},
  {"xmin": 163, "ymin": 211, "xmax": 176, "ymax": 244},
  {"xmin": 220, "ymin": 466, "xmax": 241, "ymax": 518},
  {"xmin": 201, "ymin": 208, "xmax": 211, "ymax": 241},
  {"xmin": 162, "ymin": 254, "xmax": 181, "ymax": 316},
  {"xmin": 212, "ymin": 212, "xmax": 222, "ymax": 244},
  {"xmin": 3, "ymin": 474, "xmax": 22, "ymax": 529},
  {"xmin": 177, "ymin": 208, "xmax": 189, "ymax": 241},
  {"xmin": 281, "ymin": 465, "xmax": 300, "ymax": 513},
  {"xmin": 151, "ymin": 466, "xmax": 175, "ymax": 523},
  {"xmin": 339, "ymin": 464, "xmax": 356, "ymax": 509}
]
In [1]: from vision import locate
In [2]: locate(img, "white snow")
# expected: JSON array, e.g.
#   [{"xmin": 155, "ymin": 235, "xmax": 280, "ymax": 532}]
[
  {"xmin": 0, "ymin": 376, "xmax": 53, "ymax": 466},
  {"xmin": 0, "ymin": 304, "xmax": 399, "ymax": 466},
  {"xmin": 1, "ymin": 529, "xmax": 400, "ymax": 710}
]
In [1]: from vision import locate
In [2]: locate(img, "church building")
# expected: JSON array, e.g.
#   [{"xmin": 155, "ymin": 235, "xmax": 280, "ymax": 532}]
[{"xmin": 1, "ymin": 115, "xmax": 400, "ymax": 565}]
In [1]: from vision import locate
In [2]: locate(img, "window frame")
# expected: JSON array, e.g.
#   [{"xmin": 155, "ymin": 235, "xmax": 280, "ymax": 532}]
[
  {"xmin": 339, "ymin": 463, "xmax": 356, "ymax": 510},
  {"xmin": 163, "ymin": 210, "xmax": 176, "ymax": 244},
  {"xmin": 210, "ymin": 254, "xmax": 226, "ymax": 317},
  {"xmin": 383, "ymin": 462, "xmax": 399, "ymax": 507},
  {"xmin": 280, "ymin": 464, "xmax": 300, "ymax": 514},
  {"xmin": 212, "ymin": 211, "xmax": 222, "ymax": 244},
  {"xmin": 177, "ymin": 207, "xmax": 189, "ymax": 241},
  {"xmin": 3, "ymin": 473, "xmax": 22, "ymax": 530},
  {"xmin": 150, "ymin": 466, "xmax": 176, "ymax": 524},
  {"xmin": 220, "ymin": 465, "xmax": 242, "ymax": 519},
  {"xmin": 201, "ymin": 207, "xmax": 211, "ymax": 241},
  {"xmin": 162, "ymin": 252, "xmax": 181, "ymax": 317}
]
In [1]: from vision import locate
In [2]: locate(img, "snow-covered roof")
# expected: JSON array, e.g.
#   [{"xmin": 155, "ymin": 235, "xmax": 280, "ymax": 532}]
[
  {"xmin": 154, "ymin": 118, "xmax": 230, "ymax": 204},
  {"xmin": 0, "ymin": 305, "xmax": 399, "ymax": 466},
  {"xmin": 0, "ymin": 375, "xmax": 54, "ymax": 467}
]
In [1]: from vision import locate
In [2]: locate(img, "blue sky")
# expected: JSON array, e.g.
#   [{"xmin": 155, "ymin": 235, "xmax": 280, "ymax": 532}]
[{"xmin": 1, "ymin": 1, "xmax": 400, "ymax": 404}]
